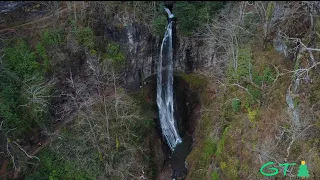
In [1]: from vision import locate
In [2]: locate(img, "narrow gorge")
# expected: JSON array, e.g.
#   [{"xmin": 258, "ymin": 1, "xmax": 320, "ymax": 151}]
[{"xmin": 1, "ymin": 1, "xmax": 320, "ymax": 180}]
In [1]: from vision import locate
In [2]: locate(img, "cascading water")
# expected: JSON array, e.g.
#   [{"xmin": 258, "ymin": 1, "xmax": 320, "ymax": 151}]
[{"xmin": 157, "ymin": 8, "xmax": 182, "ymax": 151}]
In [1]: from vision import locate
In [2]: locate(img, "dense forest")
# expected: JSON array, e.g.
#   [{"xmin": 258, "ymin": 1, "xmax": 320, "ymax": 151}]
[{"xmin": 1, "ymin": 1, "xmax": 320, "ymax": 180}]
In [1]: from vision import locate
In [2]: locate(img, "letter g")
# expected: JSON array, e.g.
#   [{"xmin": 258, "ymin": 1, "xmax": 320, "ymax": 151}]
[{"xmin": 260, "ymin": 162, "xmax": 278, "ymax": 176}]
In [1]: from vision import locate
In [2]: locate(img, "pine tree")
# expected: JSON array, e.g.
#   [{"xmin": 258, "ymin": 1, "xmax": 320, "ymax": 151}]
[{"xmin": 297, "ymin": 164, "xmax": 310, "ymax": 178}]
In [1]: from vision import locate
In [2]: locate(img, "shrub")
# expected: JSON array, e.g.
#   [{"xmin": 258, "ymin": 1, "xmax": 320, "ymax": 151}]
[
  {"xmin": 262, "ymin": 67, "xmax": 275, "ymax": 84},
  {"xmin": 173, "ymin": 1, "xmax": 226, "ymax": 36},
  {"xmin": 75, "ymin": 27, "xmax": 95, "ymax": 49},
  {"xmin": 0, "ymin": 40, "xmax": 48, "ymax": 137},
  {"xmin": 227, "ymin": 45, "xmax": 277, "ymax": 107},
  {"xmin": 231, "ymin": 98, "xmax": 241, "ymax": 112},
  {"xmin": 220, "ymin": 161, "xmax": 227, "ymax": 171},
  {"xmin": 247, "ymin": 85, "xmax": 262, "ymax": 105},
  {"xmin": 152, "ymin": 15, "xmax": 167, "ymax": 37},
  {"xmin": 35, "ymin": 29, "xmax": 64, "ymax": 72},
  {"xmin": 36, "ymin": 43, "xmax": 50, "ymax": 72},
  {"xmin": 223, "ymin": 157, "xmax": 239, "ymax": 180},
  {"xmin": 236, "ymin": 46, "xmax": 253, "ymax": 81},
  {"xmin": 247, "ymin": 108, "xmax": 258, "ymax": 123},
  {"xmin": 3, "ymin": 40, "xmax": 39, "ymax": 77},
  {"xmin": 25, "ymin": 149, "xmax": 95, "ymax": 180},
  {"xmin": 20, "ymin": 75, "xmax": 52, "ymax": 126},
  {"xmin": 211, "ymin": 171, "xmax": 219, "ymax": 180},
  {"xmin": 252, "ymin": 67, "xmax": 274, "ymax": 86},
  {"xmin": 26, "ymin": 87, "xmax": 155, "ymax": 179},
  {"xmin": 227, "ymin": 45, "xmax": 253, "ymax": 83},
  {"xmin": 103, "ymin": 41, "xmax": 126, "ymax": 70},
  {"xmin": 40, "ymin": 29, "xmax": 63, "ymax": 47}
]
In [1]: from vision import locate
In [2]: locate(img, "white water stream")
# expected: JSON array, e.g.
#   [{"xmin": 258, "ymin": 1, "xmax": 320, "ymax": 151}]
[{"xmin": 156, "ymin": 8, "xmax": 182, "ymax": 151}]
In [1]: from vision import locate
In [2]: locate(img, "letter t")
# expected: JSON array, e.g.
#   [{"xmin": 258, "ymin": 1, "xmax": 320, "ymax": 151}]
[{"xmin": 279, "ymin": 163, "xmax": 296, "ymax": 176}]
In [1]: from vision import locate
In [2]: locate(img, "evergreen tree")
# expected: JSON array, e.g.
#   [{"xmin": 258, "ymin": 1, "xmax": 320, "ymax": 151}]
[{"xmin": 297, "ymin": 163, "xmax": 310, "ymax": 178}]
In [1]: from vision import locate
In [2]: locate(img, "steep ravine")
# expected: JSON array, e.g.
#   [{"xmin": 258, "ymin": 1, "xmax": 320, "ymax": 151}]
[
  {"xmin": 0, "ymin": 3, "xmax": 204, "ymax": 179},
  {"xmin": 143, "ymin": 74, "xmax": 201, "ymax": 179},
  {"xmin": 94, "ymin": 9, "xmax": 206, "ymax": 178},
  {"xmin": 3, "ymin": 2, "xmax": 320, "ymax": 180}
]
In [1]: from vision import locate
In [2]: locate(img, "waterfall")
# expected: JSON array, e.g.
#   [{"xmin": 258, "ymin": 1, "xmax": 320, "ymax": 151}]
[{"xmin": 157, "ymin": 8, "xmax": 182, "ymax": 151}]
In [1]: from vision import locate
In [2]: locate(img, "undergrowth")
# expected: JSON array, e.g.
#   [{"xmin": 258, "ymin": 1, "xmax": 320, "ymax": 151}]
[{"xmin": 0, "ymin": 40, "xmax": 49, "ymax": 138}]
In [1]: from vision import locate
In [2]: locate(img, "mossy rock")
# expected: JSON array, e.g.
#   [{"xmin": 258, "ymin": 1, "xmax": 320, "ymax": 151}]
[{"xmin": 181, "ymin": 73, "xmax": 208, "ymax": 90}]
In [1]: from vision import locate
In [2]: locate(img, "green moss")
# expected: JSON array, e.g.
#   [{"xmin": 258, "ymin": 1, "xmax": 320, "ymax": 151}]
[
  {"xmin": 186, "ymin": 114, "xmax": 218, "ymax": 179},
  {"xmin": 211, "ymin": 171, "xmax": 219, "ymax": 180},
  {"xmin": 187, "ymin": 136, "xmax": 217, "ymax": 172},
  {"xmin": 215, "ymin": 126, "xmax": 229, "ymax": 158},
  {"xmin": 181, "ymin": 73, "xmax": 208, "ymax": 90},
  {"xmin": 247, "ymin": 108, "xmax": 258, "ymax": 123},
  {"xmin": 221, "ymin": 161, "xmax": 227, "ymax": 171},
  {"xmin": 222, "ymin": 157, "xmax": 239, "ymax": 180},
  {"xmin": 203, "ymin": 137, "xmax": 217, "ymax": 163}
]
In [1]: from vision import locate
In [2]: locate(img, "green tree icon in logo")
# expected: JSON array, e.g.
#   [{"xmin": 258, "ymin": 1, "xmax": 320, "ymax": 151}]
[{"xmin": 297, "ymin": 161, "xmax": 310, "ymax": 179}]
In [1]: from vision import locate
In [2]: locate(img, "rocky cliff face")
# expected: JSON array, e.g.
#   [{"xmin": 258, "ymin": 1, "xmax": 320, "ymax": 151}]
[
  {"xmin": 99, "ymin": 13, "xmax": 225, "ymax": 90},
  {"xmin": 102, "ymin": 20, "xmax": 161, "ymax": 89},
  {"xmin": 0, "ymin": 2, "xmax": 225, "ymax": 91}
]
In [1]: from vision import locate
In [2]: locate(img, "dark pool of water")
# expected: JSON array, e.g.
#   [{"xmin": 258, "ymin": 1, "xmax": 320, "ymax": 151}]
[{"xmin": 169, "ymin": 133, "xmax": 193, "ymax": 180}]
